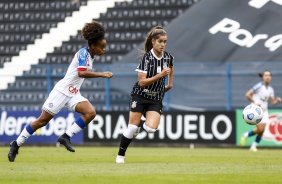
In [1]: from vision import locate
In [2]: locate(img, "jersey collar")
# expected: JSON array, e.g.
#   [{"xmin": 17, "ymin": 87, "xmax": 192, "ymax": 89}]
[{"xmin": 150, "ymin": 49, "xmax": 163, "ymax": 60}]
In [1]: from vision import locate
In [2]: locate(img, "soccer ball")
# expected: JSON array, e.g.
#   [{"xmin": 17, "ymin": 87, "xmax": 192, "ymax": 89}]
[{"xmin": 242, "ymin": 104, "xmax": 263, "ymax": 125}]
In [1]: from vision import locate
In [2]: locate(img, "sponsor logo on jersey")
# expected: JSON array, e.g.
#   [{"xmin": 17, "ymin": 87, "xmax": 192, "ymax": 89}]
[
  {"xmin": 68, "ymin": 86, "xmax": 79, "ymax": 94},
  {"xmin": 144, "ymin": 59, "xmax": 149, "ymax": 71},
  {"xmin": 79, "ymin": 49, "xmax": 88, "ymax": 61},
  {"xmin": 143, "ymin": 89, "xmax": 159, "ymax": 96},
  {"xmin": 163, "ymin": 62, "xmax": 168, "ymax": 69}
]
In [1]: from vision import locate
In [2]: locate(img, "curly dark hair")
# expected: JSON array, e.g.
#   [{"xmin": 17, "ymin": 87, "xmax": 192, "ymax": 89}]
[
  {"xmin": 82, "ymin": 21, "xmax": 105, "ymax": 46},
  {"xmin": 144, "ymin": 26, "xmax": 167, "ymax": 52}
]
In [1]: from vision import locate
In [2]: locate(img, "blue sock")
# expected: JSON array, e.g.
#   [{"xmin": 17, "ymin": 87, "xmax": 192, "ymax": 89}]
[
  {"xmin": 248, "ymin": 131, "xmax": 255, "ymax": 137},
  {"xmin": 75, "ymin": 117, "xmax": 87, "ymax": 129},
  {"xmin": 26, "ymin": 124, "xmax": 35, "ymax": 135},
  {"xmin": 255, "ymin": 136, "xmax": 262, "ymax": 143}
]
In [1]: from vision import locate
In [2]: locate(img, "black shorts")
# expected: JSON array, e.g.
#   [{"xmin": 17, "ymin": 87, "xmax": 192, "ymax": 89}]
[{"xmin": 129, "ymin": 94, "xmax": 163, "ymax": 115}]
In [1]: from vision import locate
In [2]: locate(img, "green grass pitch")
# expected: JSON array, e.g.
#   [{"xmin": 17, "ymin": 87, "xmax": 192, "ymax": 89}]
[{"xmin": 0, "ymin": 146, "xmax": 281, "ymax": 184}]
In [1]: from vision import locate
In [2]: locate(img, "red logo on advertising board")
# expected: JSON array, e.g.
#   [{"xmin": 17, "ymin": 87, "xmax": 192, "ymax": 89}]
[{"xmin": 268, "ymin": 114, "xmax": 282, "ymax": 143}]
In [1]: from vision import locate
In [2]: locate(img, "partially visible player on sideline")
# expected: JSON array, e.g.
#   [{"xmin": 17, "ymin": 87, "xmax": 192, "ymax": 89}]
[
  {"xmin": 8, "ymin": 21, "xmax": 113, "ymax": 162},
  {"xmin": 241, "ymin": 70, "xmax": 281, "ymax": 151},
  {"xmin": 116, "ymin": 26, "xmax": 174, "ymax": 163}
]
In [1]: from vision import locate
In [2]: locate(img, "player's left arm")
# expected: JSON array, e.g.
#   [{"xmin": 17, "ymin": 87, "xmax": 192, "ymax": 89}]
[
  {"xmin": 165, "ymin": 65, "xmax": 174, "ymax": 92},
  {"xmin": 270, "ymin": 96, "xmax": 281, "ymax": 105},
  {"xmin": 269, "ymin": 88, "xmax": 281, "ymax": 105}
]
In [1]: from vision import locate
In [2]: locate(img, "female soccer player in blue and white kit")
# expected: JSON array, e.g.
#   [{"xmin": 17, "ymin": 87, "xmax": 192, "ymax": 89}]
[
  {"xmin": 8, "ymin": 21, "xmax": 113, "ymax": 162},
  {"xmin": 241, "ymin": 70, "xmax": 281, "ymax": 151}
]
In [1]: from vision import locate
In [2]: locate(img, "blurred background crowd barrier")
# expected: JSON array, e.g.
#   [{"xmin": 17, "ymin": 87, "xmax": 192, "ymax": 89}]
[{"xmin": 1, "ymin": 62, "xmax": 282, "ymax": 112}]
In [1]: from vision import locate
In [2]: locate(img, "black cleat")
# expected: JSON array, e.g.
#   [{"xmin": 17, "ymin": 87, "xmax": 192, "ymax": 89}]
[
  {"xmin": 8, "ymin": 140, "xmax": 19, "ymax": 162},
  {"xmin": 57, "ymin": 135, "xmax": 75, "ymax": 152}
]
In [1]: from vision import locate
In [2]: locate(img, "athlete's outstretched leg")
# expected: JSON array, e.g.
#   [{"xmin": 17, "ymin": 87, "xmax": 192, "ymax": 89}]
[{"xmin": 8, "ymin": 110, "xmax": 53, "ymax": 162}]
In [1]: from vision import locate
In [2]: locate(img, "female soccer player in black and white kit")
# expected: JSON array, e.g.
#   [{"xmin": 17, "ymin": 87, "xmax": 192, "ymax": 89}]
[
  {"xmin": 8, "ymin": 21, "xmax": 113, "ymax": 162},
  {"xmin": 116, "ymin": 26, "xmax": 174, "ymax": 163}
]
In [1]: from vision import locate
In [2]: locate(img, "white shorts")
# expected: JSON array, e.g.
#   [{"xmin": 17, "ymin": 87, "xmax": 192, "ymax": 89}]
[
  {"xmin": 42, "ymin": 89, "xmax": 88, "ymax": 115},
  {"xmin": 259, "ymin": 111, "xmax": 270, "ymax": 124}
]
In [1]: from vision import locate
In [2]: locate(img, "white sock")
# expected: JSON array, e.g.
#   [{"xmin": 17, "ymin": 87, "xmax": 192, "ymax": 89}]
[
  {"xmin": 16, "ymin": 128, "xmax": 32, "ymax": 146},
  {"xmin": 143, "ymin": 123, "xmax": 157, "ymax": 133},
  {"xmin": 66, "ymin": 123, "xmax": 82, "ymax": 138},
  {"xmin": 243, "ymin": 132, "xmax": 249, "ymax": 138},
  {"xmin": 123, "ymin": 124, "xmax": 138, "ymax": 139},
  {"xmin": 251, "ymin": 142, "xmax": 258, "ymax": 149}
]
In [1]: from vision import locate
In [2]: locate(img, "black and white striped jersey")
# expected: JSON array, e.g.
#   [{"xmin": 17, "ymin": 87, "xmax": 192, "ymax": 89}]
[{"xmin": 131, "ymin": 49, "xmax": 174, "ymax": 101}]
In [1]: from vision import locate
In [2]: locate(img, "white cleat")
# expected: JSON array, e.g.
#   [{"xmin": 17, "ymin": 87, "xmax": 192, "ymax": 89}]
[
  {"xmin": 116, "ymin": 155, "xmax": 125, "ymax": 163},
  {"xmin": 240, "ymin": 136, "xmax": 246, "ymax": 146},
  {"xmin": 249, "ymin": 147, "xmax": 258, "ymax": 152}
]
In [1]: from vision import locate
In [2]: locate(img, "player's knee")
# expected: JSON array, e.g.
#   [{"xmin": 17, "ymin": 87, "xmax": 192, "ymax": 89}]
[
  {"xmin": 258, "ymin": 128, "xmax": 264, "ymax": 135},
  {"xmin": 89, "ymin": 111, "xmax": 96, "ymax": 120},
  {"xmin": 257, "ymin": 126, "xmax": 265, "ymax": 133},
  {"xmin": 86, "ymin": 109, "xmax": 96, "ymax": 120},
  {"xmin": 143, "ymin": 123, "xmax": 157, "ymax": 133},
  {"xmin": 123, "ymin": 124, "xmax": 138, "ymax": 139}
]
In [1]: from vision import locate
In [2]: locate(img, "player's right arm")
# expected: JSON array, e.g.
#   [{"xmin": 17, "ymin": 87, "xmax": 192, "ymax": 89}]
[
  {"xmin": 245, "ymin": 89, "xmax": 261, "ymax": 107},
  {"xmin": 138, "ymin": 69, "xmax": 170, "ymax": 88},
  {"xmin": 245, "ymin": 89, "xmax": 255, "ymax": 103},
  {"xmin": 78, "ymin": 70, "xmax": 113, "ymax": 78},
  {"xmin": 136, "ymin": 54, "xmax": 170, "ymax": 88},
  {"xmin": 76, "ymin": 48, "xmax": 113, "ymax": 78},
  {"xmin": 246, "ymin": 82, "xmax": 263, "ymax": 106}
]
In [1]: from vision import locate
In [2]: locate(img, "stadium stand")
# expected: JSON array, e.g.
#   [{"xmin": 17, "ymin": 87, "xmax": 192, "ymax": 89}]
[
  {"xmin": 40, "ymin": 0, "xmax": 194, "ymax": 64},
  {"xmin": 0, "ymin": 0, "xmax": 88, "ymax": 67},
  {"xmin": 0, "ymin": 0, "xmax": 197, "ymax": 111}
]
